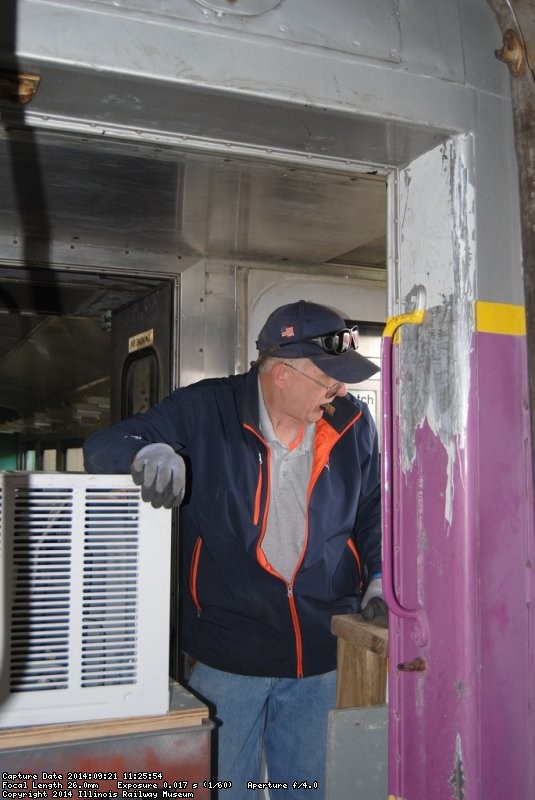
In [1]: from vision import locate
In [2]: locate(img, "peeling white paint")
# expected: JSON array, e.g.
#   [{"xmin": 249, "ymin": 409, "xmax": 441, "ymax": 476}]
[
  {"xmin": 449, "ymin": 733, "xmax": 466, "ymax": 800},
  {"xmin": 396, "ymin": 137, "xmax": 476, "ymax": 523}
]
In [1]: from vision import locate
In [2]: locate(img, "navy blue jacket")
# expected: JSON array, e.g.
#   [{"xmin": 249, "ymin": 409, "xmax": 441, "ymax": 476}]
[{"xmin": 84, "ymin": 369, "xmax": 381, "ymax": 677}]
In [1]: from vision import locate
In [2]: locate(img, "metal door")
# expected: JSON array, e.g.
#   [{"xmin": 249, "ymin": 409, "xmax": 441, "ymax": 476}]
[
  {"xmin": 110, "ymin": 279, "xmax": 181, "ymax": 679},
  {"xmin": 111, "ymin": 282, "xmax": 175, "ymax": 423}
]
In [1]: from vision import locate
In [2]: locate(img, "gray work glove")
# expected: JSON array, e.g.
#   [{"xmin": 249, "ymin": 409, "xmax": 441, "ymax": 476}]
[
  {"xmin": 131, "ymin": 443, "xmax": 186, "ymax": 509},
  {"xmin": 361, "ymin": 576, "xmax": 388, "ymax": 624}
]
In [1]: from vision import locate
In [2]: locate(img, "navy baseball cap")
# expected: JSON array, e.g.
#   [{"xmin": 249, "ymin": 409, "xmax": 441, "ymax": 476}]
[{"xmin": 256, "ymin": 300, "xmax": 380, "ymax": 383}]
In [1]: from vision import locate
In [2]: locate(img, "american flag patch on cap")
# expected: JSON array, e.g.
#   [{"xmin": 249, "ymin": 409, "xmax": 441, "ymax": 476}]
[{"xmin": 281, "ymin": 326, "xmax": 294, "ymax": 338}]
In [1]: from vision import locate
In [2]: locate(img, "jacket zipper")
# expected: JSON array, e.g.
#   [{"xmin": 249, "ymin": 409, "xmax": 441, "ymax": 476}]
[
  {"xmin": 245, "ymin": 426, "xmax": 307, "ymax": 674},
  {"xmin": 286, "ymin": 582, "xmax": 304, "ymax": 676},
  {"xmin": 253, "ymin": 451, "xmax": 262, "ymax": 525},
  {"xmin": 190, "ymin": 536, "xmax": 203, "ymax": 615},
  {"xmin": 347, "ymin": 537, "xmax": 364, "ymax": 590},
  {"xmin": 286, "ymin": 475, "xmax": 317, "ymax": 678}
]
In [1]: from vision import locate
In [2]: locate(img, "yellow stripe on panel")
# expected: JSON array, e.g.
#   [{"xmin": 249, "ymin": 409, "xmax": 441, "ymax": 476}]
[{"xmin": 475, "ymin": 301, "xmax": 526, "ymax": 336}]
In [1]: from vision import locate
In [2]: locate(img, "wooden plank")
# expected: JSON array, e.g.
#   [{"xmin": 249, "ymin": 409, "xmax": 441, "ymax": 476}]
[
  {"xmin": 331, "ymin": 613, "xmax": 388, "ymax": 655},
  {"xmin": 332, "ymin": 613, "xmax": 388, "ymax": 709},
  {"xmin": 0, "ymin": 706, "xmax": 208, "ymax": 750},
  {"xmin": 335, "ymin": 638, "xmax": 387, "ymax": 708}
]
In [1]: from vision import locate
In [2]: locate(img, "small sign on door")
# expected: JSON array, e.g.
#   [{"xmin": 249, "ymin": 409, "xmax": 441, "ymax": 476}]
[{"xmin": 128, "ymin": 328, "xmax": 154, "ymax": 353}]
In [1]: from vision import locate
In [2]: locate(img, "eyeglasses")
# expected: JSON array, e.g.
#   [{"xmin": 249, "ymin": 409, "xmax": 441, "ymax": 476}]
[
  {"xmin": 283, "ymin": 362, "xmax": 344, "ymax": 400},
  {"xmin": 282, "ymin": 325, "xmax": 359, "ymax": 355}
]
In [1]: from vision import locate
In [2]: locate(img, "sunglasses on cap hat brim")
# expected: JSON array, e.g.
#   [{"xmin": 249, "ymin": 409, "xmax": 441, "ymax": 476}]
[
  {"xmin": 279, "ymin": 325, "xmax": 360, "ymax": 355},
  {"xmin": 257, "ymin": 325, "xmax": 359, "ymax": 357}
]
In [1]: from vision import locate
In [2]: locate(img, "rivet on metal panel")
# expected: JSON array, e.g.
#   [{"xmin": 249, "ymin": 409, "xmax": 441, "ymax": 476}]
[{"xmin": 495, "ymin": 29, "xmax": 527, "ymax": 77}]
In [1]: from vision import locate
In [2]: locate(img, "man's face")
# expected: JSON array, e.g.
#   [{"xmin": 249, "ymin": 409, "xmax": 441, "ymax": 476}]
[{"xmin": 279, "ymin": 359, "xmax": 348, "ymax": 424}]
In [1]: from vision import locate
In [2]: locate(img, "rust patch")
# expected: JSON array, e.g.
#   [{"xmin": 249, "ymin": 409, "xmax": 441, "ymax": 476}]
[
  {"xmin": 397, "ymin": 656, "xmax": 426, "ymax": 672},
  {"xmin": 495, "ymin": 28, "xmax": 527, "ymax": 77},
  {"xmin": 0, "ymin": 72, "xmax": 41, "ymax": 104}
]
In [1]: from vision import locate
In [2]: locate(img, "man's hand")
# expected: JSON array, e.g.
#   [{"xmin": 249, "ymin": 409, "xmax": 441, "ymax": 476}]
[
  {"xmin": 361, "ymin": 576, "xmax": 388, "ymax": 624},
  {"xmin": 131, "ymin": 443, "xmax": 186, "ymax": 509}
]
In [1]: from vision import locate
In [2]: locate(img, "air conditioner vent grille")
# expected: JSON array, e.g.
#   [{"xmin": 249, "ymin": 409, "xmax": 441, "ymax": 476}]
[
  {"xmin": 81, "ymin": 488, "xmax": 140, "ymax": 687},
  {"xmin": 0, "ymin": 473, "xmax": 171, "ymax": 727},
  {"xmin": 10, "ymin": 487, "xmax": 73, "ymax": 692}
]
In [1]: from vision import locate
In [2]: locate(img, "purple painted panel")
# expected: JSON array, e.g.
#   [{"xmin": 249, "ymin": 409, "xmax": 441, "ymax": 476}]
[
  {"xmin": 387, "ymin": 420, "xmax": 479, "ymax": 799},
  {"xmin": 476, "ymin": 331, "xmax": 534, "ymax": 800},
  {"xmin": 384, "ymin": 330, "xmax": 534, "ymax": 799}
]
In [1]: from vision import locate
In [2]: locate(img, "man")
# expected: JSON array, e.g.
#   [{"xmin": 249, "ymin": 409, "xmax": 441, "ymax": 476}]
[{"xmin": 84, "ymin": 299, "xmax": 385, "ymax": 799}]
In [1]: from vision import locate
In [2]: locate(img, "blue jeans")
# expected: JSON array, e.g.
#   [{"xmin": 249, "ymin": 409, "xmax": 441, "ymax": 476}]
[{"xmin": 188, "ymin": 663, "xmax": 336, "ymax": 800}]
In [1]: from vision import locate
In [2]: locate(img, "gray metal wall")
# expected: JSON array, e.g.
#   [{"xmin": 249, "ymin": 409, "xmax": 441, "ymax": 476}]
[{"xmin": 2, "ymin": 0, "xmax": 520, "ymax": 284}]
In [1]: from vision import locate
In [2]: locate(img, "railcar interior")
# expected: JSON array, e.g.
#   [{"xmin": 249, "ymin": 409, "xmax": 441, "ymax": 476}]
[{"xmin": 0, "ymin": 134, "xmax": 387, "ymax": 470}]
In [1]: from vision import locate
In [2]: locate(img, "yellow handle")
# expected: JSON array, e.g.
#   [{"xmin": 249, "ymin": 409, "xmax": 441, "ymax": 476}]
[{"xmin": 383, "ymin": 308, "xmax": 425, "ymax": 340}]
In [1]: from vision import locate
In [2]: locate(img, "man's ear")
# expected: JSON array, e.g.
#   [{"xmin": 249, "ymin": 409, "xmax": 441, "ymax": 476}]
[{"xmin": 270, "ymin": 359, "xmax": 290, "ymax": 390}]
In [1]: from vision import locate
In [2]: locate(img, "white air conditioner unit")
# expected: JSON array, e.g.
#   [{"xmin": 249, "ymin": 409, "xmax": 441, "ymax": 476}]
[{"xmin": 0, "ymin": 472, "xmax": 172, "ymax": 728}]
